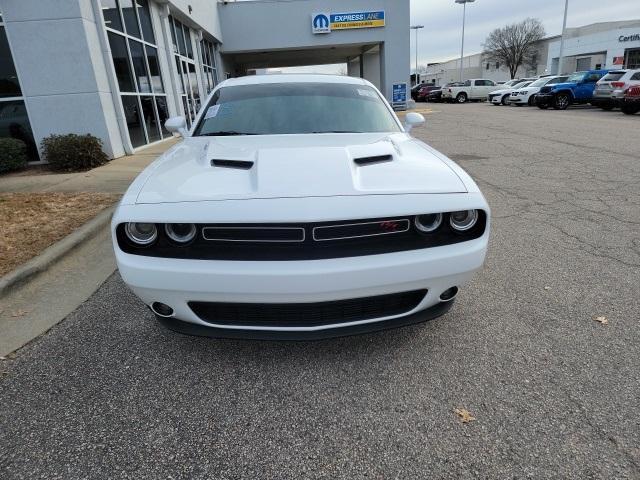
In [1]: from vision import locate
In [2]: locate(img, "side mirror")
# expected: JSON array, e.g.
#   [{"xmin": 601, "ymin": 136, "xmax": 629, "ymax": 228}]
[
  {"xmin": 165, "ymin": 116, "xmax": 189, "ymax": 137},
  {"xmin": 404, "ymin": 112, "xmax": 425, "ymax": 133}
]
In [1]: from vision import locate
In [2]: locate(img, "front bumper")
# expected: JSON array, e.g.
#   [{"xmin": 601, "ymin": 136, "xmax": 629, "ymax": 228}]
[
  {"xmin": 535, "ymin": 93, "xmax": 554, "ymax": 106},
  {"xmin": 116, "ymin": 237, "xmax": 487, "ymax": 335}
]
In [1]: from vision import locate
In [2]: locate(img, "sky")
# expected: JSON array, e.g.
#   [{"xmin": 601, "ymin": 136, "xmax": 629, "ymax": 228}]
[
  {"xmin": 413, "ymin": 0, "xmax": 640, "ymax": 66},
  {"xmin": 277, "ymin": 0, "xmax": 639, "ymax": 74}
]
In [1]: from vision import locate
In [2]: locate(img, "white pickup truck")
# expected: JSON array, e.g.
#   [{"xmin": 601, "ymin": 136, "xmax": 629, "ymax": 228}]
[{"xmin": 441, "ymin": 79, "xmax": 498, "ymax": 103}]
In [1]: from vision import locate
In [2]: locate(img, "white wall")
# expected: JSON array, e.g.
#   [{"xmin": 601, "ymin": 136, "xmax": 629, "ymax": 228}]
[
  {"xmin": 547, "ymin": 24, "xmax": 640, "ymax": 73},
  {"xmin": 218, "ymin": 0, "xmax": 410, "ymax": 102}
]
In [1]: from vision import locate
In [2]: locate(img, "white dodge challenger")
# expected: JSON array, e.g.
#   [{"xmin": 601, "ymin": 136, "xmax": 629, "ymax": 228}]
[{"xmin": 112, "ymin": 74, "xmax": 490, "ymax": 339}]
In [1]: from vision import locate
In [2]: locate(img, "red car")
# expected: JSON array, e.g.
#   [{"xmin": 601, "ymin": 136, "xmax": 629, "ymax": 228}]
[
  {"xmin": 621, "ymin": 85, "xmax": 640, "ymax": 115},
  {"xmin": 416, "ymin": 85, "xmax": 440, "ymax": 102}
]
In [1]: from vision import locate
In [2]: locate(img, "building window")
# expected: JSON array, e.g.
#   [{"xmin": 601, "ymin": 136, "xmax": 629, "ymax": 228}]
[
  {"xmin": 101, "ymin": 0, "xmax": 168, "ymax": 148},
  {"xmin": 486, "ymin": 63, "xmax": 490, "ymax": 70},
  {"xmin": 0, "ymin": 14, "xmax": 38, "ymax": 160},
  {"xmin": 626, "ymin": 49, "xmax": 640, "ymax": 69},
  {"xmin": 495, "ymin": 62, "xmax": 500, "ymax": 69},
  {"xmin": 169, "ymin": 15, "xmax": 200, "ymax": 127},
  {"xmin": 200, "ymin": 38, "xmax": 218, "ymax": 95}
]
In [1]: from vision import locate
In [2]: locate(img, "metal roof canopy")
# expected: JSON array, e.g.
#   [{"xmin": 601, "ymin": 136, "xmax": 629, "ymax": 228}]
[{"xmin": 222, "ymin": 43, "xmax": 380, "ymax": 70}]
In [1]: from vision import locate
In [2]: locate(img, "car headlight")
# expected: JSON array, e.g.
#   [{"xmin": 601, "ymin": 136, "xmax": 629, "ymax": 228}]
[
  {"xmin": 165, "ymin": 223, "xmax": 197, "ymax": 244},
  {"xmin": 449, "ymin": 210, "xmax": 478, "ymax": 231},
  {"xmin": 415, "ymin": 213, "xmax": 443, "ymax": 233},
  {"xmin": 125, "ymin": 222, "xmax": 157, "ymax": 245},
  {"xmin": 520, "ymin": 91, "xmax": 528, "ymax": 95}
]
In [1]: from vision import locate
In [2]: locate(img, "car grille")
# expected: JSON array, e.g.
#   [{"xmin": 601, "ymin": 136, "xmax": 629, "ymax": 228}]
[
  {"xmin": 188, "ymin": 290, "xmax": 427, "ymax": 327},
  {"xmin": 116, "ymin": 212, "xmax": 487, "ymax": 261}
]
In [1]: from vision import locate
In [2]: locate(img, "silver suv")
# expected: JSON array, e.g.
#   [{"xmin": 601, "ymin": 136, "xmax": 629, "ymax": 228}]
[{"xmin": 592, "ymin": 69, "xmax": 640, "ymax": 110}]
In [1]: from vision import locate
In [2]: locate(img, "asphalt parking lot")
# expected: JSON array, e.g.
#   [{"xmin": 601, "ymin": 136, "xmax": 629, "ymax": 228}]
[{"xmin": 1, "ymin": 103, "xmax": 639, "ymax": 479}]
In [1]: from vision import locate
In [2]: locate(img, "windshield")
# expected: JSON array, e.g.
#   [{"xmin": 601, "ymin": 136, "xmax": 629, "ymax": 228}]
[
  {"xmin": 601, "ymin": 72, "xmax": 625, "ymax": 82},
  {"xmin": 193, "ymin": 82, "xmax": 400, "ymax": 136},
  {"xmin": 512, "ymin": 82, "xmax": 529, "ymax": 89},
  {"xmin": 548, "ymin": 76, "xmax": 568, "ymax": 85},
  {"xmin": 566, "ymin": 72, "xmax": 586, "ymax": 82},
  {"xmin": 529, "ymin": 78, "xmax": 550, "ymax": 87}
]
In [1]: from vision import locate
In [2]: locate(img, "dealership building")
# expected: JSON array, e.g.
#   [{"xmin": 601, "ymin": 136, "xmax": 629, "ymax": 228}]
[
  {"xmin": 0, "ymin": 0, "xmax": 409, "ymax": 162},
  {"xmin": 423, "ymin": 19, "xmax": 640, "ymax": 85}
]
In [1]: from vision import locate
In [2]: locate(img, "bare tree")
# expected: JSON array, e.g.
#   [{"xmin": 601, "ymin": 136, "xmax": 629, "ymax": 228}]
[{"xmin": 483, "ymin": 18, "xmax": 545, "ymax": 79}]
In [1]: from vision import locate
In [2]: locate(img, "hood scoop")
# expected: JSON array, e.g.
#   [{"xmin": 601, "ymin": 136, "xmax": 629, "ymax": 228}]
[
  {"xmin": 211, "ymin": 159, "xmax": 254, "ymax": 170},
  {"xmin": 354, "ymin": 154, "xmax": 393, "ymax": 166}
]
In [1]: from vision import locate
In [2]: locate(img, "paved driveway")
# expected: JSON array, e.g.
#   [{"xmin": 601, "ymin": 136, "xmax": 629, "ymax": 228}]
[{"xmin": 1, "ymin": 104, "xmax": 639, "ymax": 479}]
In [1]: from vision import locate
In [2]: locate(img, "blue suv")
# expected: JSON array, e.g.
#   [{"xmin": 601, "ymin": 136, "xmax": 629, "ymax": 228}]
[{"xmin": 536, "ymin": 70, "xmax": 609, "ymax": 110}]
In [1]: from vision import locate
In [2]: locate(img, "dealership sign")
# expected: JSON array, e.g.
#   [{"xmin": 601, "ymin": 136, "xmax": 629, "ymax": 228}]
[
  {"xmin": 312, "ymin": 11, "xmax": 385, "ymax": 34},
  {"xmin": 392, "ymin": 83, "xmax": 408, "ymax": 110},
  {"xmin": 619, "ymin": 33, "xmax": 640, "ymax": 42}
]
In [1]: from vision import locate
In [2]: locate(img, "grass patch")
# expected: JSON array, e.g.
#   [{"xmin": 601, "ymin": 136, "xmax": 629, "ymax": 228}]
[{"xmin": 0, "ymin": 193, "xmax": 119, "ymax": 277}]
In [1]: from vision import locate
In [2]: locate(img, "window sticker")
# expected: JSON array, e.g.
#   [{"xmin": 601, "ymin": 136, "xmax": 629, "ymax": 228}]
[
  {"xmin": 204, "ymin": 105, "xmax": 220, "ymax": 119},
  {"xmin": 357, "ymin": 89, "xmax": 378, "ymax": 98}
]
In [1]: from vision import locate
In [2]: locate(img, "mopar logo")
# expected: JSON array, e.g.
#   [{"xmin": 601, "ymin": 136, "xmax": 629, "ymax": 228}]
[{"xmin": 312, "ymin": 13, "xmax": 331, "ymax": 34}]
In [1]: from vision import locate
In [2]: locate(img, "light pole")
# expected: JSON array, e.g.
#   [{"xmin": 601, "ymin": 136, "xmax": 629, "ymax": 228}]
[
  {"xmin": 410, "ymin": 25, "xmax": 424, "ymax": 85},
  {"xmin": 455, "ymin": 0, "xmax": 475, "ymax": 83},
  {"xmin": 557, "ymin": 0, "xmax": 569, "ymax": 74}
]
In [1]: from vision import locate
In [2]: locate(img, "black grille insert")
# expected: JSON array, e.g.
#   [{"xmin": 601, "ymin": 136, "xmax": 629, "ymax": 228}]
[
  {"xmin": 202, "ymin": 226, "xmax": 304, "ymax": 242},
  {"xmin": 188, "ymin": 290, "xmax": 427, "ymax": 327}
]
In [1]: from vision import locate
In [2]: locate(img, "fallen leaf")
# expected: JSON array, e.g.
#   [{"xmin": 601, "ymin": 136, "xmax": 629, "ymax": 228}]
[
  {"xmin": 10, "ymin": 309, "xmax": 30, "ymax": 317},
  {"xmin": 544, "ymin": 286, "xmax": 551, "ymax": 291},
  {"xmin": 454, "ymin": 407, "xmax": 476, "ymax": 423},
  {"xmin": 594, "ymin": 316, "xmax": 608, "ymax": 325}
]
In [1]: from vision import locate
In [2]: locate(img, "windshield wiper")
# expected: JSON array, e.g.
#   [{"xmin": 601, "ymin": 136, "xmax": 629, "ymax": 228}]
[
  {"xmin": 310, "ymin": 130, "xmax": 362, "ymax": 134},
  {"xmin": 198, "ymin": 131, "xmax": 259, "ymax": 136}
]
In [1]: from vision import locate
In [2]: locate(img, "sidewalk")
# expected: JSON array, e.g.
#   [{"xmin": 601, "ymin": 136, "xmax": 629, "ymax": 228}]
[
  {"xmin": 0, "ymin": 137, "xmax": 179, "ymax": 356},
  {"xmin": 0, "ymin": 137, "xmax": 178, "ymax": 194}
]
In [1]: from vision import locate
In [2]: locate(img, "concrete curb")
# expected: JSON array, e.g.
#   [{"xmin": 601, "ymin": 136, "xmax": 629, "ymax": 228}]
[{"xmin": 0, "ymin": 206, "xmax": 115, "ymax": 298}]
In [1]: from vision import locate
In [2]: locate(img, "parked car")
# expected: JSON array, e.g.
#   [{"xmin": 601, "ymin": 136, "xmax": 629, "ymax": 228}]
[
  {"xmin": 442, "ymin": 79, "xmax": 498, "ymax": 103},
  {"xmin": 535, "ymin": 70, "xmax": 609, "ymax": 110},
  {"xmin": 111, "ymin": 74, "xmax": 490, "ymax": 340},
  {"xmin": 416, "ymin": 84, "xmax": 441, "ymax": 102},
  {"xmin": 592, "ymin": 69, "xmax": 640, "ymax": 110},
  {"xmin": 411, "ymin": 83, "xmax": 425, "ymax": 101},
  {"xmin": 509, "ymin": 75, "xmax": 569, "ymax": 106},
  {"xmin": 621, "ymin": 85, "xmax": 640, "ymax": 115},
  {"xmin": 424, "ymin": 82, "xmax": 463, "ymax": 103},
  {"xmin": 488, "ymin": 80, "xmax": 534, "ymax": 106}
]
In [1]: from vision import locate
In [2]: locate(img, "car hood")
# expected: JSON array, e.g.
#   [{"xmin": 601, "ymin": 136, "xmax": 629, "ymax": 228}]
[
  {"xmin": 547, "ymin": 82, "xmax": 577, "ymax": 90},
  {"xmin": 133, "ymin": 133, "xmax": 467, "ymax": 204},
  {"xmin": 489, "ymin": 88, "xmax": 513, "ymax": 95}
]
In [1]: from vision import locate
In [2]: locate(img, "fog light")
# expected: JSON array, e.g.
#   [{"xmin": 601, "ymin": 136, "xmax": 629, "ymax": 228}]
[
  {"xmin": 449, "ymin": 210, "xmax": 478, "ymax": 231},
  {"xmin": 415, "ymin": 213, "xmax": 443, "ymax": 233},
  {"xmin": 165, "ymin": 223, "xmax": 196, "ymax": 244},
  {"xmin": 125, "ymin": 222, "xmax": 157, "ymax": 245}
]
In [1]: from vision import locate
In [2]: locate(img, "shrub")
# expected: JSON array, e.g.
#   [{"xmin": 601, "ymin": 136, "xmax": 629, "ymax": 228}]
[
  {"xmin": 0, "ymin": 138, "xmax": 28, "ymax": 174},
  {"xmin": 42, "ymin": 134, "xmax": 109, "ymax": 172}
]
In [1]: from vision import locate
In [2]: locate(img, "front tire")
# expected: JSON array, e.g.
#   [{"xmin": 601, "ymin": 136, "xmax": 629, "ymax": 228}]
[
  {"xmin": 528, "ymin": 96, "xmax": 536, "ymax": 106},
  {"xmin": 621, "ymin": 103, "xmax": 640, "ymax": 115},
  {"xmin": 501, "ymin": 94, "xmax": 510, "ymax": 106},
  {"xmin": 600, "ymin": 103, "xmax": 614, "ymax": 111},
  {"xmin": 554, "ymin": 93, "xmax": 571, "ymax": 110},
  {"xmin": 456, "ymin": 92, "xmax": 468, "ymax": 104}
]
